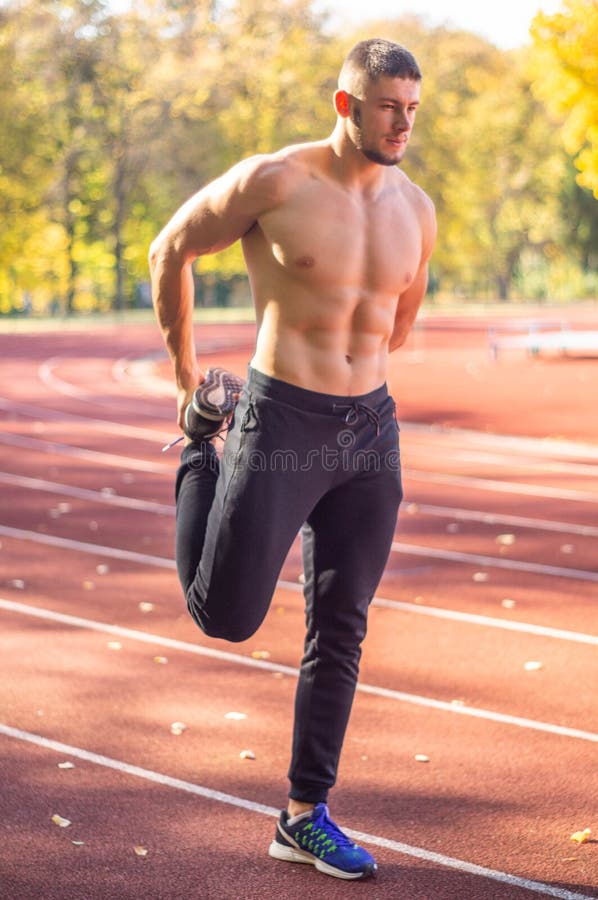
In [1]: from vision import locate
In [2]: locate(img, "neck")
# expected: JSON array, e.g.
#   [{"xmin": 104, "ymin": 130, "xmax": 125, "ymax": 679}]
[{"xmin": 328, "ymin": 125, "xmax": 386, "ymax": 191}]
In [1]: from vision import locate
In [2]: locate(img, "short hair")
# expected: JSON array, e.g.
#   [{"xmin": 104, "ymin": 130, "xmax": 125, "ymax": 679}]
[{"xmin": 339, "ymin": 38, "xmax": 422, "ymax": 97}]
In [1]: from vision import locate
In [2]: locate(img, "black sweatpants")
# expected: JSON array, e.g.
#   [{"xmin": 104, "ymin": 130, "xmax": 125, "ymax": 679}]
[{"xmin": 174, "ymin": 367, "xmax": 403, "ymax": 803}]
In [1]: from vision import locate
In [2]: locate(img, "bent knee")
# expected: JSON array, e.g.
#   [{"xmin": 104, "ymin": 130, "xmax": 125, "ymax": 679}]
[{"xmin": 187, "ymin": 605, "xmax": 260, "ymax": 643}]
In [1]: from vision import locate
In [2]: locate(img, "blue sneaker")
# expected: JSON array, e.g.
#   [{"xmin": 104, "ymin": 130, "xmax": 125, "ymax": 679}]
[
  {"xmin": 184, "ymin": 367, "xmax": 244, "ymax": 441},
  {"xmin": 268, "ymin": 803, "xmax": 377, "ymax": 880}
]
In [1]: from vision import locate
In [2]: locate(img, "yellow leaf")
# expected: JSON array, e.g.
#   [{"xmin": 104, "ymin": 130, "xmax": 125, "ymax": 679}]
[
  {"xmin": 570, "ymin": 829, "xmax": 591, "ymax": 844},
  {"xmin": 51, "ymin": 814, "xmax": 71, "ymax": 828}
]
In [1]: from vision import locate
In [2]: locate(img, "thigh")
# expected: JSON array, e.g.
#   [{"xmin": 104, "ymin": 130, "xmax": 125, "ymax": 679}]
[
  {"xmin": 191, "ymin": 390, "xmax": 331, "ymax": 639},
  {"xmin": 302, "ymin": 425, "xmax": 403, "ymax": 637}
]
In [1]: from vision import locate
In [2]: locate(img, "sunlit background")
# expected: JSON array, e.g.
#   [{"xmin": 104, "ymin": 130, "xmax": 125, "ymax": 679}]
[{"xmin": 0, "ymin": 0, "xmax": 596, "ymax": 314}]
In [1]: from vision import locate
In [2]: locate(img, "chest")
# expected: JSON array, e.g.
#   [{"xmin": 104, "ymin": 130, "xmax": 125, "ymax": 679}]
[{"xmin": 256, "ymin": 180, "xmax": 422, "ymax": 292}]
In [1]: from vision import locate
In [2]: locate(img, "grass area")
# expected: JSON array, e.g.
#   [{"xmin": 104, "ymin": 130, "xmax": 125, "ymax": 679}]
[
  {"xmin": 1, "ymin": 298, "xmax": 595, "ymax": 334},
  {"xmin": 0, "ymin": 306, "xmax": 257, "ymax": 333}
]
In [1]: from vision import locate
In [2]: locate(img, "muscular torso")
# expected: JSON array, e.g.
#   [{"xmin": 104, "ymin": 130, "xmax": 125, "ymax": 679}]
[{"xmin": 241, "ymin": 145, "xmax": 425, "ymax": 395}]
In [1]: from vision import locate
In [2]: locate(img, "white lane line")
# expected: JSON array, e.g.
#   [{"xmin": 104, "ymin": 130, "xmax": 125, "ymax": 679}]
[
  {"xmin": 4, "ymin": 466, "xmax": 597, "ymax": 538},
  {"xmin": 1, "ymin": 598, "xmax": 597, "ymax": 744},
  {"xmin": 5, "ymin": 510, "xmax": 598, "ymax": 587},
  {"xmin": 406, "ymin": 446, "xmax": 598, "ymax": 478},
  {"xmin": 391, "ymin": 542, "xmax": 598, "ymax": 583},
  {"xmin": 0, "ymin": 395, "xmax": 173, "ymax": 436},
  {"xmin": 277, "ymin": 582, "xmax": 598, "ymax": 647},
  {"xmin": 0, "ymin": 432, "xmax": 171, "ymax": 474},
  {"xmin": 408, "ymin": 502, "xmax": 598, "ymax": 537},
  {"xmin": 374, "ymin": 596, "xmax": 598, "ymax": 645},
  {"xmin": 39, "ymin": 359, "xmax": 92, "ymax": 399},
  {"xmin": 3, "ymin": 401, "xmax": 597, "ymax": 504},
  {"xmin": 0, "ymin": 472, "xmax": 173, "ymax": 516},
  {"xmin": 3, "ymin": 526, "xmax": 597, "ymax": 642},
  {"xmin": 0, "ymin": 724, "xmax": 595, "ymax": 900},
  {"xmin": 0, "ymin": 525, "xmax": 176, "ymax": 569},
  {"xmin": 402, "ymin": 420, "xmax": 598, "ymax": 462},
  {"xmin": 407, "ymin": 471, "xmax": 598, "ymax": 504}
]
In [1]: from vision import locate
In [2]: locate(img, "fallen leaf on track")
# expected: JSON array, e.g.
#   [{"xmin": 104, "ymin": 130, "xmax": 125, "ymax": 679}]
[
  {"xmin": 153, "ymin": 656, "xmax": 168, "ymax": 665},
  {"xmin": 496, "ymin": 533, "xmax": 516, "ymax": 546},
  {"xmin": 134, "ymin": 845, "xmax": 149, "ymax": 857},
  {"xmin": 170, "ymin": 722, "xmax": 187, "ymax": 735},
  {"xmin": 473, "ymin": 572, "xmax": 489, "ymax": 582},
  {"xmin": 414, "ymin": 754, "xmax": 430, "ymax": 763},
  {"xmin": 51, "ymin": 814, "xmax": 71, "ymax": 828},
  {"xmin": 524, "ymin": 660, "xmax": 543, "ymax": 671},
  {"xmin": 570, "ymin": 829, "xmax": 591, "ymax": 844},
  {"xmin": 240, "ymin": 750, "xmax": 256, "ymax": 760},
  {"xmin": 225, "ymin": 712, "xmax": 247, "ymax": 721},
  {"xmin": 251, "ymin": 650, "xmax": 271, "ymax": 660},
  {"xmin": 138, "ymin": 602, "xmax": 154, "ymax": 613},
  {"xmin": 57, "ymin": 761, "xmax": 75, "ymax": 770},
  {"xmin": 501, "ymin": 598, "xmax": 516, "ymax": 609},
  {"xmin": 107, "ymin": 641, "xmax": 122, "ymax": 651}
]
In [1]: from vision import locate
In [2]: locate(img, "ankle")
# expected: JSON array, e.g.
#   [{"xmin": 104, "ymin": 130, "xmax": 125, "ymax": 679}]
[{"xmin": 287, "ymin": 800, "xmax": 315, "ymax": 819}]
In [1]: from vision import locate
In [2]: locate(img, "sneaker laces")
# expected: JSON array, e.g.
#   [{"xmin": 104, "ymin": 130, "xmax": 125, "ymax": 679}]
[{"xmin": 293, "ymin": 805, "xmax": 355, "ymax": 856}]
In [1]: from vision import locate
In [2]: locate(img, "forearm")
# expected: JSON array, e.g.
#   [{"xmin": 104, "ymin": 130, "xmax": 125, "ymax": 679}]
[
  {"xmin": 388, "ymin": 304, "xmax": 420, "ymax": 352},
  {"xmin": 149, "ymin": 247, "xmax": 199, "ymax": 393}
]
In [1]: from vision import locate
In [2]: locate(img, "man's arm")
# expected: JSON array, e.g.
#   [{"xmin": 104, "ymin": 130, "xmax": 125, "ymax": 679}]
[
  {"xmin": 389, "ymin": 192, "xmax": 436, "ymax": 352},
  {"xmin": 148, "ymin": 155, "xmax": 283, "ymax": 428}
]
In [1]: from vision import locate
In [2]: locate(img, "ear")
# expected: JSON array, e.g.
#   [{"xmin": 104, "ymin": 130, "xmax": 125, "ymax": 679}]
[{"xmin": 334, "ymin": 89, "xmax": 351, "ymax": 118}]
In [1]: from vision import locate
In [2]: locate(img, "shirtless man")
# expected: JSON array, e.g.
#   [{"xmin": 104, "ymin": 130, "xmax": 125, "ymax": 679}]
[{"xmin": 149, "ymin": 38, "xmax": 436, "ymax": 881}]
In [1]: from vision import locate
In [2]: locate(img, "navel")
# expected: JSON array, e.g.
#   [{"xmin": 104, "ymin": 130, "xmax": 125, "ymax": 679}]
[
  {"xmin": 296, "ymin": 255, "xmax": 315, "ymax": 268},
  {"xmin": 345, "ymin": 354, "xmax": 353, "ymax": 364}
]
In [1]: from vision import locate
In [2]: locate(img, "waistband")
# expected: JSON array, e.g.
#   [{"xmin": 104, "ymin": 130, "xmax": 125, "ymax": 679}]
[{"xmin": 246, "ymin": 366, "xmax": 389, "ymax": 413}]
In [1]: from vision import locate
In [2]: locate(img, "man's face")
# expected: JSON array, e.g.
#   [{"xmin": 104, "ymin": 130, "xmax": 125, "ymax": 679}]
[{"xmin": 348, "ymin": 76, "xmax": 421, "ymax": 166}]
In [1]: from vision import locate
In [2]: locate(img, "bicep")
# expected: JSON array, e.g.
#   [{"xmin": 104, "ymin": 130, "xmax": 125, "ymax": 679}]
[
  {"xmin": 154, "ymin": 157, "xmax": 280, "ymax": 263},
  {"xmin": 159, "ymin": 175, "xmax": 257, "ymax": 262}
]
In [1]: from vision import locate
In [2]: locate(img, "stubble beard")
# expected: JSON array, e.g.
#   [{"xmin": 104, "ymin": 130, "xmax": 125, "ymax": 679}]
[{"xmin": 351, "ymin": 108, "xmax": 403, "ymax": 167}]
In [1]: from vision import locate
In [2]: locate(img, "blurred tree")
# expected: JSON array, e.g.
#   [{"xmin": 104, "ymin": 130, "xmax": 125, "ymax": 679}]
[
  {"xmin": 188, "ymin": 0, "xmax": 341, "ymax": 288},
  {"xmin": 1, "ymin": 0, "xmax": 595, "ymax": 311},
  {"xmin": 531, "ymin": 0, "xmax": 598, "ymax": 198}
]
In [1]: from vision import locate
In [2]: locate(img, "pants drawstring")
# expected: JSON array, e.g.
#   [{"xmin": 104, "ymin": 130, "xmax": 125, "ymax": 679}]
[{"xmin": 333, "ymin": 402, "xmax": 381, "ymax": 436}]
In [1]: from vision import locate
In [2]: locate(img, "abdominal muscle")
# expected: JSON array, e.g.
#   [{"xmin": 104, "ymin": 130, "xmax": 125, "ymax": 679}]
[{"xmin": 249, "ymin": 288, "xmax": 394, "ymax": 396}]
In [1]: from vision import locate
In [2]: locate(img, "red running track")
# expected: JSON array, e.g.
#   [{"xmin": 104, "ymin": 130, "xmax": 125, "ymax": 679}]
[{"xmin": 0, "ymin": 308, "xmax": 597, "ymax": 900}]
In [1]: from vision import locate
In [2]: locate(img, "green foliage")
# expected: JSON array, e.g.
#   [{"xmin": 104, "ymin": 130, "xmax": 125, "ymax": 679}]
[
  {"xmin": 531, "ymin": 0, "xmax": 598, "ymax": 198},
  {"xmin": 0, "ymin": 1, "xmax": 596, "ymax": 313}
]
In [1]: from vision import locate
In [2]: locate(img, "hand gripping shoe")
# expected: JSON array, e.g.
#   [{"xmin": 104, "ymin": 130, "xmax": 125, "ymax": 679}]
[{"xmin": 184, "ymin": 367, "xmax": 245, "ymax": 442}]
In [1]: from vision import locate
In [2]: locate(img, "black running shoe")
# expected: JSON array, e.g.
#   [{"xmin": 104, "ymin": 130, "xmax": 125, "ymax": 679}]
[
  {"xmin": 268, "ymin": 803, "xmax": 377, "ymax": 880},
  {"xmin": 184, "ymin": 367, "xmax": 244, "ymax": 441}
]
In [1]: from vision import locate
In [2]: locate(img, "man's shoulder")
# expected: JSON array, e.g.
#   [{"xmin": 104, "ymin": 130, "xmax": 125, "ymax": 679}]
[
  {"xmin": 232, "ymin": 142, "xmax": 326, "ymax": 205},
  {"xmin": 395, "ymin": 169, "xmax": 435, "ymax": 219}
]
